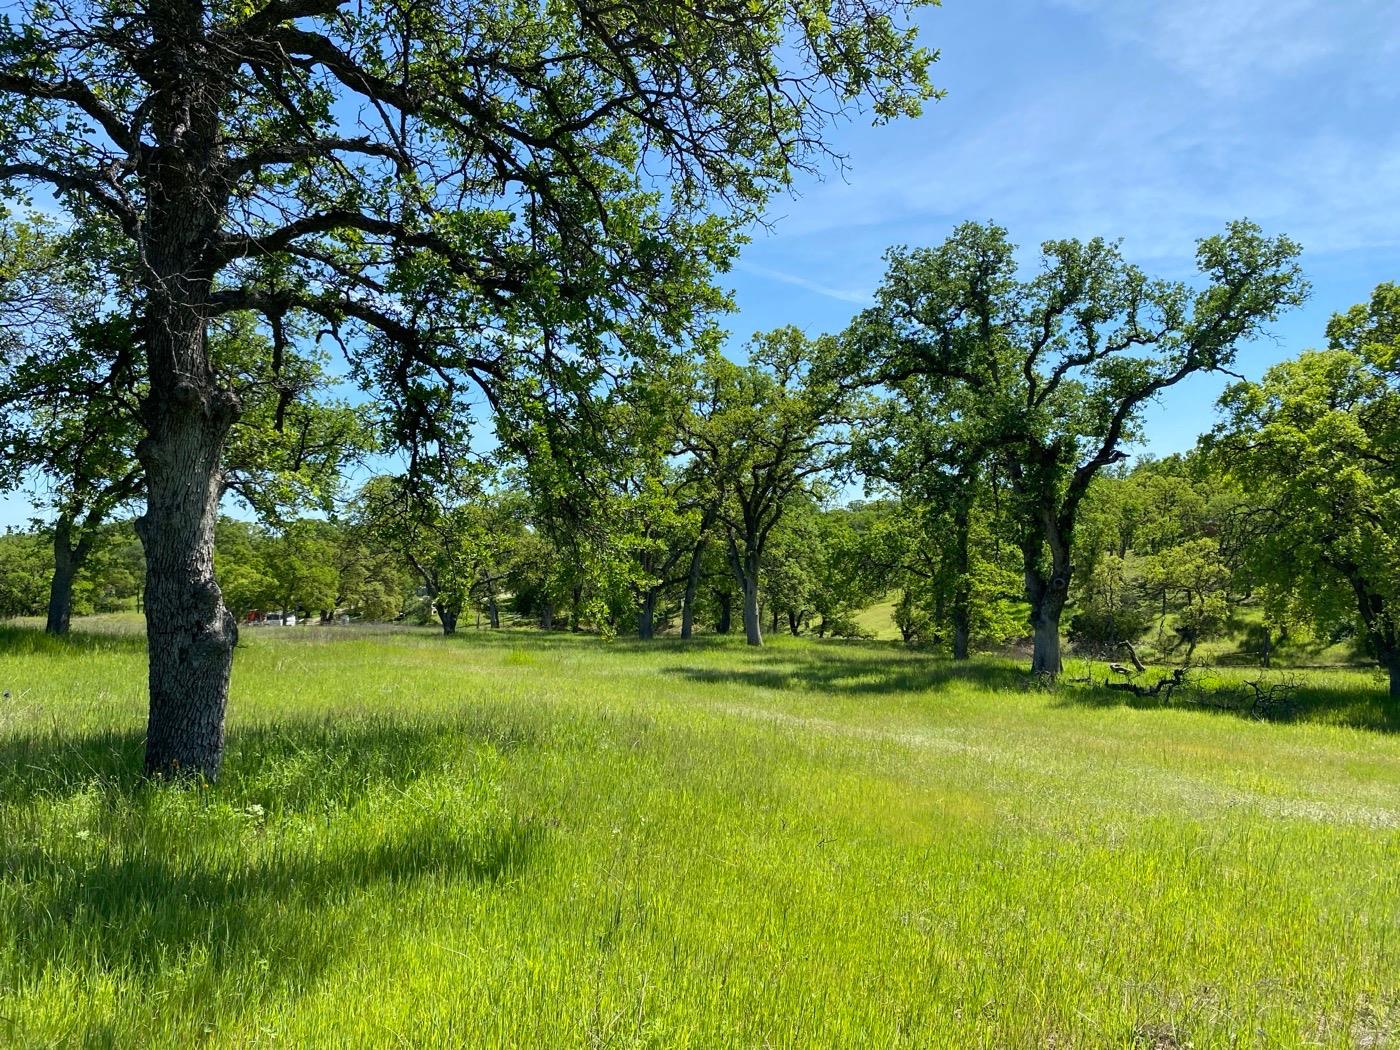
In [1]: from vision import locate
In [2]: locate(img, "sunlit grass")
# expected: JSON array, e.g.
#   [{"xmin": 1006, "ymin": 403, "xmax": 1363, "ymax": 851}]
[{"xmin": 1, "ymin": 620, "xmax": 1396, "ymax": 1047}]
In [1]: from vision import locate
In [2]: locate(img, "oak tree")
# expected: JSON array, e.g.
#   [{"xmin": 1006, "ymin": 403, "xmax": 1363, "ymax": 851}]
[{"xmin": 0, "ymin": 0, "xmax": 935, "ymax": 776}]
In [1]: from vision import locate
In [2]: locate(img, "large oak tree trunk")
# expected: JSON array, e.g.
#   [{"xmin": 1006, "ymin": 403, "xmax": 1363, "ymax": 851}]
[
  {"xmin": 45, "ymin": 517, "xmax": 78, "ymax": 636},
  {"xmin": 136, "ymin": 359, "xmax": 239, "ymax": 781},
  {"xmin": 1030, "ymin": 602, "xmax": 1064, "ymax": 676},
  {"xmin": 133, "ymin": 3, "xmax": 240, "ymax": 780},
  {"xmin": 1023, "ymin": 523, "xmax": 1071, "ymax": 677},
  {"xmin": 437, "ymin": 602, "xmax": 459, "ymax": 635},
  {"xmin": 638, "ymin": 590, "xmax": 657, "ymax": 640},
  {"xmin": 952, "ymin": 613, "xmax": 970, "ymax": 662}
]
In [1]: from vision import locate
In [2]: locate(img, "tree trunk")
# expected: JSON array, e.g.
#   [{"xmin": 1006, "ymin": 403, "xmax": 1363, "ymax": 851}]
[
  {"xmin": 1023, "ymin": 526, "xmax": 1071, "ymax": 677},
  {"xmin": 951, "ymin": 501, "xmax": 971, "ymax": 660},
  {"xmin": 680, "ymin": 538, "xmax": 705, "ymax": 640},
  {"xmin": 540, "ymin": 601, "xmax": 554, "ymax": 631},
  {"xmin": 638, "ymin": 590, "xmax": 657, "ymax": 640},
  {"xmin": 716, "ymin": 591, "xmax": 732, "ymax": 634},
  {"xmin": 487, "ymin": 594, "xmax": 500, "ymax": 629},
  {"xmin": 1031, "ymin": 606, "xmax": 1063, "ymax": 676},
  {"xmin": 952, "ymin": 614, "xmax": 970, "ymax": 661},
  {"xmin": 1027, "ymin": 580, "xmax": 1068, "ymax": 676},
  {"xmin": 769, "ymin": 604, "xmax": 779, "ymax": 637},
  {"xmin": 437, "ymin": 603, "xmax": 459, "ymax": 636},
  {"xmin": 743, "ymin": 576, "xmax": 763, "ymax": 647},
  {"xmin": 787, "ymin": 609, "xmax": 801, "ymax": 636},
  {"xmin": 130, "ymin": 0, "xmax": 242, "ymax": 782},
  {"xmin": 136, "ymin": 363, "xmax": 239, "ymax": 781},
  {"xmin": 45, "ymin": 517, "xmax": 78, "ymax": 636},
  {"xmin": 1389, "ymin": 656, "xmax": 1399, "ymax": 700}
]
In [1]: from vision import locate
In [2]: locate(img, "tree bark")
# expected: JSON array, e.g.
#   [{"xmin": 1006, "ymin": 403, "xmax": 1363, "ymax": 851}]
[
  {"xmin": 787, "ymin": 609, "xmax": 801, "ymax": 636},
  {"xmin": 133, "ymin": 8, "xmax": 241, "ymax": 781},
  {"xmin": 951, "ymin": 501, "xmax": 971, "ymax": 660},
  {"xmin": 487, "ymin": 593, "xmax": 500, "ymax": 629},
  {"xmin": 638, "ymin": 590, "xmax": 657, "ymax": 640},
  {"xmin": 1389, "ymin": 655, "xmax": 1399, "ymax": 700},
  {"xmin": 680, "ymin": 538, "xmax": 705, "ymax": 640},
  {"xmin": 1030, "ymin": 602, "xmax": 1064, "ymax": 676},
  {"xmin": 952, "ymin": 613, "xmax": 970, "ymax": 662},
  {"xmin": 437, "ymin": 602, "xmax": 459, "ymax": 635},
  {"xmin": 1023, "ymin": 525, "xmax": 1071, "ymax": 677},
  {"xmin": 136, "ymin": 356, "xmax": 239, "ymax": 781},
  {"xmin": 715, "ymin": 591, "xmax": 732, "ymax": 634},
  {"xmin": 743, "ymin": 576, "xmax": 763, "ymax": 647},
  {"xmin": 45, "ymin": 516, "xmax": 78, "ymax": 636},
  {"xmin": 540, "ymin": 600, "xmax": 554, "ymax": 631}
]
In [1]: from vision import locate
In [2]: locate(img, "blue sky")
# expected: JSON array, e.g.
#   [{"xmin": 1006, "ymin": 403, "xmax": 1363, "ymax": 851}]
[
  {"xmin": 726, "ymin": 0, "xmax": 1400, "ymax": 452},
  {"xmin": 3, "ymin": 0, "xmax": 1399, "ymax": 528}
]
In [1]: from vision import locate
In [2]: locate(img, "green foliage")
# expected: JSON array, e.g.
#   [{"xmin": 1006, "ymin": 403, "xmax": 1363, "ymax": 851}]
[
  {"xmin": 682, "ymin": 329, "xmax": 854, "ymax": 643},
  {"xmin": 1208, "ymin": 283, "xmax": 1400, "ymax": 687},
  {"xmin": 0, "ymin": 530, "xmax": 48, "ymax": 617},
  {"xmin": 846, "ymin": 220, "xmax": 1307, "ymax": 671}
]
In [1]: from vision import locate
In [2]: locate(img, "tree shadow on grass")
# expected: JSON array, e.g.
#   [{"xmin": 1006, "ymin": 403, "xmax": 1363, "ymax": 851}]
[
  {"xmin": 0, "ymin": 716, "xmax": 544, "ymax": 1042},
  {"xmin": 0, "ymin": 709, "xmax": 543, "ymax": 807},
  {"xmin": 5, "ymin": 815, "xmax": 539, "ymax": 1042},
  {"xmin": 1050, "ymin": 676, "xmax": 1400, "ymax": 734},
  {"xmin": 660, "ymin": 648, "xmax": 1025, "ymax": 698},
  {"xmin": 0, "ymin": 621, "xmax": 148, "ymax": 656}
]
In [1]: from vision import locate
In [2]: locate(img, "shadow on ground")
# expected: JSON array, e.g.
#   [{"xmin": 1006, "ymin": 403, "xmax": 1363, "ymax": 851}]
[
  {"xmin": 661, "ymin": 647, "xmax": 1025, "ymax": 697},
  {"xmin": 0, "ymin": 621, "xmax": 148, "ymax": 655},
  {"xmin": 0, "ymin": 709, "xmax": 542, "ymax": 805},
  {"xmin": 0, "ymin": 716, "xmax": 542, "ymax": 1039},
  {"xmin": 1050, "ymin": 675, "xmax": 1399, "ymax": 734}
]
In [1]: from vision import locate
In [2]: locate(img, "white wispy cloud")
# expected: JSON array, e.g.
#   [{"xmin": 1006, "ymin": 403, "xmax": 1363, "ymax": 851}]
[
  {"xmin": 734, "ymin": 261, "xmax": 874, "ymax": 305},
  {"xmin": 751, "ymin": 0, "xmax": 1400, "ymax": 271}
]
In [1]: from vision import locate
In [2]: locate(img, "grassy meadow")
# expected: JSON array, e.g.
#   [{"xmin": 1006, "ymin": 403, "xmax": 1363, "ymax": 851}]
[{"xmin": 0, "ymin": 617, "xmax": 1397, "ymax": 1048}]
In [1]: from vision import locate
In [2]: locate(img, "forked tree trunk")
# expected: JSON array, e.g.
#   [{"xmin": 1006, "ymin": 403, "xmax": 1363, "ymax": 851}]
[{"xmin": 1023, "ymin": 527, "xmax": 1071, "ymax": 677}]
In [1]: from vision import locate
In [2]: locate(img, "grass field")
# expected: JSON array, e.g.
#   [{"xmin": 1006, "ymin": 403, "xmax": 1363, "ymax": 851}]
[{"xmin": 1, "ymin": 619, "xmax": 1397, "ymax": 1048}]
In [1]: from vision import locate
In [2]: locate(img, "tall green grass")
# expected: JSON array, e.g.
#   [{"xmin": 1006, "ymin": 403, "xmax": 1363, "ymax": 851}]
[{"xmin": 1, "ymin": 621, "xmax": 1396, "ymax": 1047}]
